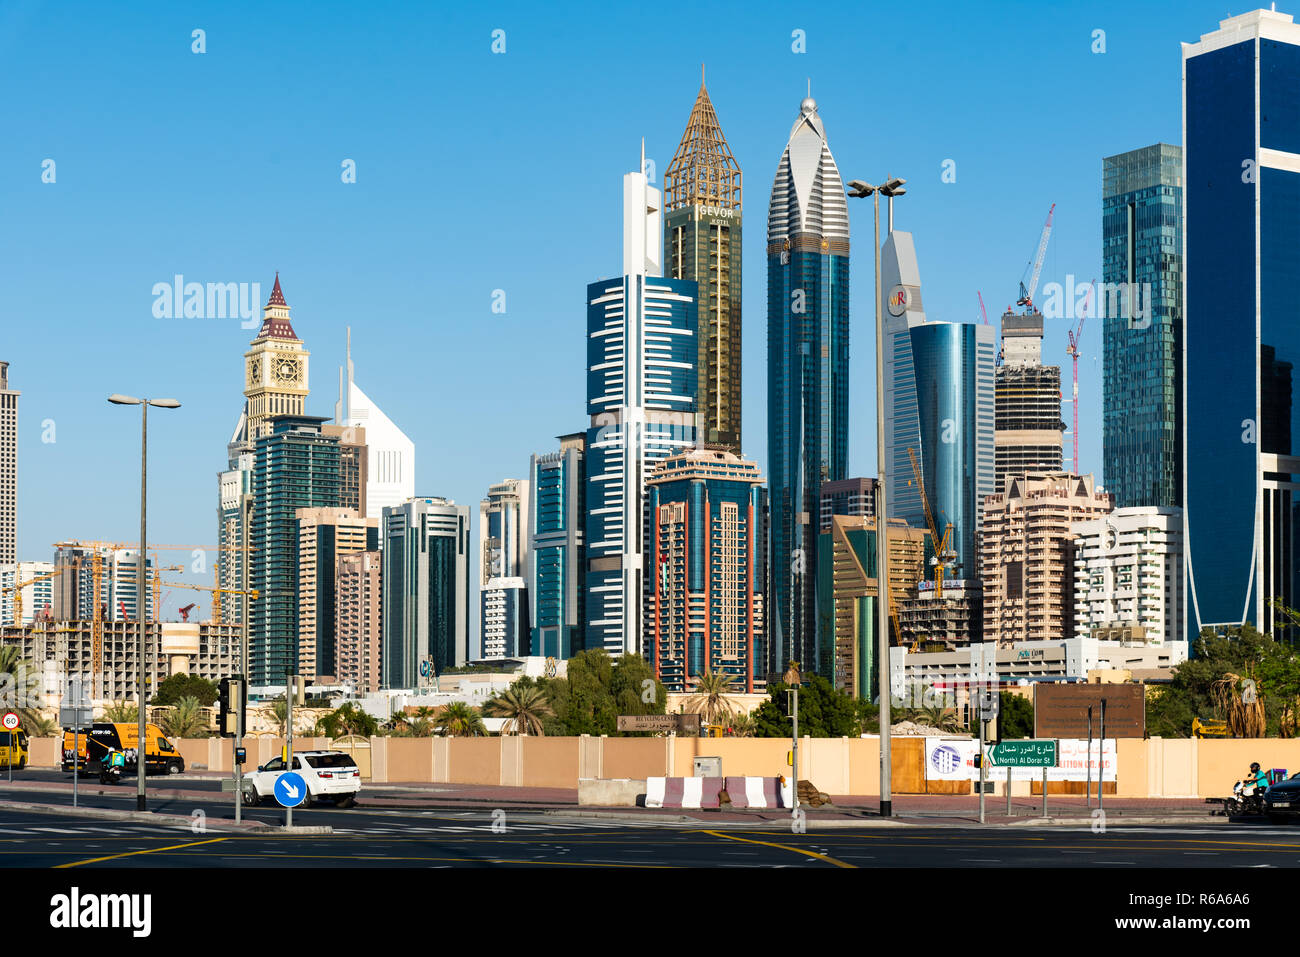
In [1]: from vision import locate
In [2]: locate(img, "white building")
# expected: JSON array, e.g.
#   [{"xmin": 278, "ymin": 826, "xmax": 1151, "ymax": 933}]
[
  {"xmin": 337, "ymin": 329, "xmax": 416, "ymax": 521},
  {"xmin": 1072, "ymin": 506, "xmax": 1184, "ymax": 646},
  {"xmin": 0, "ymin": 561, "xmax": 55, "ymax": 624}
]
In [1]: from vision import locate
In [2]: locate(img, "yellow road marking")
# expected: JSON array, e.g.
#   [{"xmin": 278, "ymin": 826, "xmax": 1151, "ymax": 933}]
[
  {"xmin": 55, "ymin": 837, "xmax": 228, "ymax": 868},
  {"xmin": 700, "ymin": 829, "xmax": 855, "ymax": 868}
]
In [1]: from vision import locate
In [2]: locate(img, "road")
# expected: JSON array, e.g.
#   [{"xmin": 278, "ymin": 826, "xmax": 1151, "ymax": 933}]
[{"xmin": 2, "ymin": 773, "xmax": 1300, "ymax": 867}]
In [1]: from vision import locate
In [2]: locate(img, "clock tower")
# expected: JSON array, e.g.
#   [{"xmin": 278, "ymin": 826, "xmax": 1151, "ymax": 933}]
[{"xmin": 243, "ymin": 273, "xmax": 310, "ymax": 440}]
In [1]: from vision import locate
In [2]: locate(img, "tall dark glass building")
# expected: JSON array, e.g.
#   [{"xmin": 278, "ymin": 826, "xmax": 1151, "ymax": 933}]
[
  {"xmin": 529, "ymin": 433, "xmax": 585, "ymax": 659},
  {"xmin": 1184, "ymin": 10, "xmax": 1300, "ymax": 640},
  {"xmin": 766, "ymin": 95, "xmax": 850, "ymax": 677},
  {"xmin": 1102, "ymin": 144, "xmax": 1183, "ymax": 508}
]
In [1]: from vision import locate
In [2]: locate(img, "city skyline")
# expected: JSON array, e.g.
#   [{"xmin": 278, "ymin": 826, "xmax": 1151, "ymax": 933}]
[{"xmin": 2, "ymin": 1, "xmax": 1206, "ymax": 629}]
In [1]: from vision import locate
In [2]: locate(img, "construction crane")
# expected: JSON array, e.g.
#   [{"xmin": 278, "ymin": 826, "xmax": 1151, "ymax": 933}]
[
  {"xmin": 1065, "ymin": 279, "xmax": 1094, "ymax": 473},
  {"xmin": 151, "ymin": 558, "xmax": 185, "ymax": 624},
  {"xmin": 907, "ymin": 447, "xmax": 956, "ymax": 591},
  {"xmin": 977, "ymin": 290, "xmax": 988, "ymax": 325},
  {"xmin": 145, "ymin": 544, "xmax": 259, "ymax": 626},
  {"xmin": 2, "ymin": 566, "xmax": 69, "ymax": 625},
  {"xmin": 159, "ymin": 580, "xmax": 260, "ymax": 619},
  {"xmin": 1017, "ymin": 203, "xmax": 1055, "ymax": 313},
  {"xmin": 177, "ymin": 603, "xmax": 197, "ymax": 622}
]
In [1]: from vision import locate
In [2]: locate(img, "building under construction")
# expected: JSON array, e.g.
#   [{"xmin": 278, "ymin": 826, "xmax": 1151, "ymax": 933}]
[
  {"xmin": 817, "ymin": 516, "xmax": 926, "ymax": 699},
  {"xmin": 897, "ymin": 579, "xmax": 983, "ymax": 650},
  {"xmin": 995, "ymin": 312, "xmax": 1064, "ymax": 492},
  {"xmin": 0, "ymin": 620, "xmax": 241, "ymax": 709}
]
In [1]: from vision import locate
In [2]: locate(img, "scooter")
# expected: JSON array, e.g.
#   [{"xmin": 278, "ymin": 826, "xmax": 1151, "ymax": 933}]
[
  {"xmin": 1225, "ymin": 780, "xmax": 1265, "ymax": 816},
  {"xmin": 98, "ymin": 752, "xmax": 125, "ymax": 786}
]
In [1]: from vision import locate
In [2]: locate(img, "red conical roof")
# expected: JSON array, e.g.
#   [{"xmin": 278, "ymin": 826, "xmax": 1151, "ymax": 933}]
[{"xmin": 268, "ymin": 271, "xmax": 287, "ymax": 307}]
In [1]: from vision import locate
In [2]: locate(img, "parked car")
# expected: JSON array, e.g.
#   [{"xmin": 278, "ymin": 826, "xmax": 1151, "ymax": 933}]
[
  {"xmin": 1262, "ymin": 772, "xmax": 1300, "ymax": 822},
  {"xmin": 242, "ymin": 750, "xmax": 361, "ymax": 808}
]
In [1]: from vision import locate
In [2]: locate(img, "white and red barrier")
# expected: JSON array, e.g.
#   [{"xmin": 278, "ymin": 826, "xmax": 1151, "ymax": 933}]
[{"xmin": 645, "ymin": 776, "xmax": 788, "ymax": 809}]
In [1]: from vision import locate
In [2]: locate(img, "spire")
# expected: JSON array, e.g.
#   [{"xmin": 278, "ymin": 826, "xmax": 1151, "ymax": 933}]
[
  {"xmin": 268, "ymin": 271, "xmax": 287, "ymax": 307},
  {"xmin": 665, "ymin": 76, "xmax": 741, "ymax": 213},
  {"xmin": 254, "ymin": 271, "xmax": 298, "ymax": 341}
]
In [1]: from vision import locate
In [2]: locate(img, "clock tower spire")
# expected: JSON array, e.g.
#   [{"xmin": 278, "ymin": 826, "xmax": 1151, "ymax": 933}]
[{"xmin": 244, "ymin": 273, "xmax": 310, "ymax": 440}]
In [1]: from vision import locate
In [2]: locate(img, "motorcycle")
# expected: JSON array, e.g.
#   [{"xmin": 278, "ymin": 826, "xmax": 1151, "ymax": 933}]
[
  {"xmin": 98, "ymin": 751, "xmax": 125, "ymax": 786},
  {"xmin": 1224, "ymin": 779, "xmax": 1265, "ymax": 816}
]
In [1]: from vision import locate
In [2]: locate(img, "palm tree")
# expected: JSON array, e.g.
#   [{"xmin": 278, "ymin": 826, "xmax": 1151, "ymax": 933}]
[
  {"xmin": 483, "ymin": 686, "xmax": 554, "ymax": 736},
  {"xmin": 0, "ymin": 645, "xmax": 43, "ymax": 729},
  {"xmin": 1213, "ymin": 672, "xmax": 1265, "ymax": 738},
  {"xmin": 103, "ymin": 700, "xmax": 139, "ymax": 723},
  {"xmin": 685, "ymin": 670, "xmax": 738, "ymax": 728},
  {"xmin": 727, "ymin": 711, "xmax": 757, "ymax": 738},
  {"xmin": 316, "ymin": 702, "xmax": 379, "ymax": 738},
  {"xmin": 27, "ymin": 714, "xmax": 58, "ymax": 736},
  {"xmin": 159, "ymin": 696, "xmax": 208, "ymax": 738},
  {"xmin": 434, "ymin": 701, "xmax": 486, "ymax": 737}
]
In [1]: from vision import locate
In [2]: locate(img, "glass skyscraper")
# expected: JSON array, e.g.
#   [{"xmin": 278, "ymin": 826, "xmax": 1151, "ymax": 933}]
[
  {"xmin": 766, "ymin": 95, "xmax": 850, "ymax": 677},
  {"xmin": 909, "ymin": 322, "xmax": 996, "ymax": 581},
  {"xmin": 1102, "ymin": 144, "xmax": 1183, "ymax": 508},
  {"xmin": 529, "ymin": 434, "xmax": 584, "ymax": 659},
  {"xmin": 1184, "ymin": 10, "xmax": 1300, "ymax": 640},
  {"xmin": 584, "ymin": 158, "xmax": 698, "ymax": 656}
]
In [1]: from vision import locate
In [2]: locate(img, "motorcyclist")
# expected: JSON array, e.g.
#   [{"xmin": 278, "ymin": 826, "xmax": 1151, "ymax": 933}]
[
  {"xmin": 1243, "ymin": 762, "xmax": 1270, "ymax": 795},
  {"xmin": 99, "ymin": 748, "xmax": 125, "ymax": 784}
]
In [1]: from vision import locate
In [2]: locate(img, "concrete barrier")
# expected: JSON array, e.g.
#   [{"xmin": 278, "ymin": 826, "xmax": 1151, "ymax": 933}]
[
  {"xmin": 578, "ymin": 778, "xmax": 644, "ymax": 807},
  {"xmin": 725, "ymin": 776, "xmax": 786, "ymax": 808},
  {"xmin": 646, "ymin": 775, "xmax": 787, "ymax": 809}
]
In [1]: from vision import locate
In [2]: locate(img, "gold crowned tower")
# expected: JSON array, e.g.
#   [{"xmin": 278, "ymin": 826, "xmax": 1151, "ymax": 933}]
[{"xmin": 243, "ymin": 273, "xmax": 310, "ymax": 440}]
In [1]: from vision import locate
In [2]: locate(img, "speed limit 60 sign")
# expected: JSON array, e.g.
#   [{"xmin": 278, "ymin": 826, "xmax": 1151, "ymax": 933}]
[{"xmin": 1, "ymin": 712, "xmax": 18, "ymax": 731}]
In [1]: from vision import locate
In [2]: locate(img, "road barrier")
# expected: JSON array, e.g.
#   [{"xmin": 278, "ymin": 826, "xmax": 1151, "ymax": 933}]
[{"xmin": 645, "ymin": 775, "xmax": 788, "ymax": 809}]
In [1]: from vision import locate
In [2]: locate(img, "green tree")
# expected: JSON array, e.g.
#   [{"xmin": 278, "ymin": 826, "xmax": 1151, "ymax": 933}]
[
  {"xmin": 684, "ymin": 670, "xmax": 739, "ymax": 727},
  {"xmin": 103, "ymin": 700, "xmax": 139, "ymax": 723},
  {"xmin": 434, "ymin": 702, "xmax": 486, "ymax": 737},
  {"xmin": 752, "ymin": 675, "xmax": 858, "ymax": 738},
  {"xmin": 159, "ymin": 696, "xmax": 209, "ymax": 738},
  {"xmin": 151, "ymin": 673, "xmax": 219, "ymax": 707},
  {"xmin": 484, "ymin": 684, "xmax": 554, "ymax": 735},
  {"xmin": 998, "ymin": 693, "xmax": 1034, "ymax": 739},
  {"xmin": 0, "ymin": 646, "xmax": 44, "ymax": 729},
  {"xmin": 542, "ymin": 649, "xmax": 666, "ymax": 736},
  {"xmin": 315, "ymin": 702, "xmax": 380, "ymax": 738}
]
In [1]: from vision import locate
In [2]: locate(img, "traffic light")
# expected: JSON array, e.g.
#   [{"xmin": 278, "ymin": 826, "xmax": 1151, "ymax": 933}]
[
  {"xmin": 218, "ymin": 676, "xmax": 246, "ymax": 738},
  {"xmin": 972, "ymin": 752, "xmax": 982, "ymax": 769}
]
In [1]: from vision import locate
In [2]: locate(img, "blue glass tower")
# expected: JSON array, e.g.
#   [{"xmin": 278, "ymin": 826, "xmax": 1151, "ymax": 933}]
[
  {"xmin": 529, "ymin": 434, "xmax": 585, "ymax": 659},
  {"xmin": 766, "ymin": 95, "xmax": 850, "ymax": 677},
  {"xmin": 909, "ymin": 322, "xmax": 996, "ymax": 580},
  {"xmin": 584, "ymin": 159, "xmax": 698, "ymax": 656},
  {"xmin": 1102, "ymin": 144, "xmax": 1183, "ymax": 508},
  {"xmin": 1184, "ymin": 10, "xmax": 1300, "ymax": 639}
]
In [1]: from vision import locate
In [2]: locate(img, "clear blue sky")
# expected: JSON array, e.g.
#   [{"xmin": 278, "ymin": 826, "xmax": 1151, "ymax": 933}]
[{"xmin": 0, "ymin": 0, "xmax": 1233, "ymax": 620}]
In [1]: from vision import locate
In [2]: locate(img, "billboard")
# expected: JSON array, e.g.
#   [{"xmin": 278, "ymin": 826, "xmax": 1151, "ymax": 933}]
[{"xmin": 1033, "ymin": 683, "xmax": 1145, "ymax": 739}]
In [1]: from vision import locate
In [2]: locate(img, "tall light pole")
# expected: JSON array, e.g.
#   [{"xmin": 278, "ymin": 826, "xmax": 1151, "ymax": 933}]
[
  {"xmin": 108, "ymin": 394, "xmax": 180, "ymax": 812},
  {"xmin": 847, "ymin": 176, "xmax": 905, "ymax": 818}
]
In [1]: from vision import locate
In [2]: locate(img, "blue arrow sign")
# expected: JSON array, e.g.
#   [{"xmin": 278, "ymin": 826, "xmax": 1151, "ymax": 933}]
[{"xmin": 274, "ymin": 771, "xmax": 308, "ymax": 808}]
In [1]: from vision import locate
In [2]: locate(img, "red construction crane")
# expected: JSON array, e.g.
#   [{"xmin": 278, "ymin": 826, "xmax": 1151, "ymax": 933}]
[
  {"xmin": 977, "ymin": 290, "xmax": 988, "ymax": 324},
  {"xmin": 178, "ymin": 603, "xmax": 197, "ymax": 622},
  {"xmin": 1066, "ymin": 279, "xmax": 1094, "ymax": 473},
  {"xmin": 1017, "ymin": 203, "xmax": 1055, "ymax": 313}
]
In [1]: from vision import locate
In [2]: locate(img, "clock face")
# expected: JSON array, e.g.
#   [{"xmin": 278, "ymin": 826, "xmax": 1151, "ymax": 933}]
[{"xmin": 275, "ymin": 356, "xmax": 301, "ymax": 384}]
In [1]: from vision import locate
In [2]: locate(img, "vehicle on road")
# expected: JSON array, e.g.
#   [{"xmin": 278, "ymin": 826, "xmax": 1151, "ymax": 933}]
[
  {"xmin": 241, "ymin": 750, "xmax": 361, "ymax": 808},
  {"xmin": 1262, "ymin": 771, "xmax": 1300, "ymax": 822},
  {"xmin": 61, "ymin": 723, "xmax": 185, "ymax": 776},
  {"xmin": 0, "ymin": 728, "xmax": 29, "ymax": 769}
]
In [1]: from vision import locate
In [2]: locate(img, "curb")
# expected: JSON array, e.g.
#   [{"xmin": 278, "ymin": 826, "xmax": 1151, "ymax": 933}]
[{"xmin": 0, "ymin": 799, "xmax": 277, "ymax": 833}]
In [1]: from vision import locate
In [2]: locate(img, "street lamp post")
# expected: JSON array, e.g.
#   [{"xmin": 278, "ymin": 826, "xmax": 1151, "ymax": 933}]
[
  {"xmin": 108, "ymin": 394, "xmax": 180, "ymax": 812},
  {"xmin": 847, "ymin": 176, "xmax": 905, "ymax": 818}
]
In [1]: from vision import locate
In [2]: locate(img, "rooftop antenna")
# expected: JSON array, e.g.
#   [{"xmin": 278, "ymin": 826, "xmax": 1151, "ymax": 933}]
[
  {"xmin": 701, "ymin": 63, "xmax": 705, "ymax": 86},
  {"xmin": 807, "ymin": 77, "xmax": 811, "ymax": 97}
]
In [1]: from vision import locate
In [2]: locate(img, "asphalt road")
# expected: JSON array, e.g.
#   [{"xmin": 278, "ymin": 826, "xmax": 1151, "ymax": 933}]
[{"xmin": 2, "ymin": 786, "xmax": 1300, "ymax": 867}]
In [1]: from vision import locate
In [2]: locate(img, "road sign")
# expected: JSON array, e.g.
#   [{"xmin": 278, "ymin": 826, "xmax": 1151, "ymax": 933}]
[
  {"xmin": 1, "ymin": 712, "xmax": 18, "ymax": 731},
  {"xmin": 985, "ymin": 739, "xmax": 1058, "ymax": 767},
  {"xmin": 979, "ymin": 691, "xmax": 999, "ymax": 721},
  {"xmin": 616, "ymin": 714, "xmax": 701, "ymax": 733},
  {"xmin": 59, "ymin": 706, "xmax": 93, "ymax": 728},
  {"xmin": 274, "ymin": 771, "xmax": 307, "ymax": 807}
]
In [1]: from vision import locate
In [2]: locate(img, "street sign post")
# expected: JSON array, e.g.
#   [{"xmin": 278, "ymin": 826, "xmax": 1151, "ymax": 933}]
[
  {"xmin": 273, "ymin": 771, "xmax": 307, "ymax": 808},
  {"xmin": 1, "ymin": 712, "xmax": 17, "ymax": 731},
  {"xmin": 985, "ymin": 740, "xmax": 1058, "ymax": 767},
  {"xmin": 2, "ymin": 712, "xmax": 16, "ymax": 785},
  {"xmin": 615, "ymin": 714, "xmax": 701, "ymax": 734}
]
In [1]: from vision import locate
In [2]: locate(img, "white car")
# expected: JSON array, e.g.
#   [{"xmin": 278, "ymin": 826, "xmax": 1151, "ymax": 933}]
[{"xmin": 243, "ymin": 750, "xmax": 362, "ymax": 808}]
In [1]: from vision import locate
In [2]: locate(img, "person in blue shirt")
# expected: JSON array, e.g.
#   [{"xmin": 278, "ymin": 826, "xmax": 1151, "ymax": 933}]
[{"xmin": 1244, "ymin": 762, "xmax": 1269, "ymax": 794}]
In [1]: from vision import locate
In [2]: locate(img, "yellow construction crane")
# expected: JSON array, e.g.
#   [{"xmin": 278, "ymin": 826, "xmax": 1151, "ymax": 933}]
[
  {"xmin": 2, "ymin": 566, "xmax": 69, "ymax": 625},
  {"xmin": 158, "ymin": 580, "xmax": 259, "ymax": 621},
  {"xmin": 907, "ymin": 448, "xmax": 956, "ymax": 591},
  {"xmin": 151, "ymin": 558, "xmax": 185, "ymax": 624},
  {"xmin": 146, "ymin": 544, "xmax": 259, "ymax": 626}
]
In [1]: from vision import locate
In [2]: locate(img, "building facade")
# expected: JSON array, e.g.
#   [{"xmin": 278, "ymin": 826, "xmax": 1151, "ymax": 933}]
[
  {"xmin": 243, "ymin": 274, "xmax": 309, "ymax": 443},
  {"xmin": 0, "ymin": 562, "xmax": 55, "ymax": 625},
  {"xmin": 481, "ymin": 577, "xmax": 528, "ymax": 660},
  {"xmin": 1102, "ymin": 143, "xmax": 1183, "ymax": 508},
  {"xmin": 50, "ymin": 544, "xmax": 153, "ymax": 623},
  {"xmin": 766, "ymin": 94, "xmax": 850, "ymax": 677},
  {"xmin": 337, "ymin": 329, "xmax": 415, "ymax": 521},
  {"xmin": 882, "ymin": 231, "xmax": 929, "ymax": 532},
  {"xmin": 981, "ymin": 473, "xmax": 1114, "ymax": 645},
  {"xmin": 819, "ymin": 477, "xmax": 877, "ymax": 531},
  {"xmin": 995, "ymin": 311, "xmax": 1064, "ymax": 489},
  {"xmin": 296, "ymin": 507, "xmax": 378, "ymax": 682},
  {"xmin": 248, "ymin": 415, "xmax": 341, "ymax": 686},
  {"xmin": 584, "ymin": 158, "xmax": 698, "ymax": 657},
  {"xmin": 529, "ymin": 434, "xmax": 585, "ymax": 660},
  {"xmin": 1073, "ymin": 506, "xmax": 1184, "ymax": 647},
  {"xmin": 817, "ymin": 516, "xmax": 926, "ymax": 699},
  {"xmin": 382, "ymin": 497, "xmax": 470, "ymax": 686},
  {"xmin": 909, "ymin": 321, "xmax": 996, "ymax": 581},
  {"xmin": 1182, "ymin": 11, "xmax": 1300, "ymax": 639},
  {"xmin": 645, "ymin": 449, "xmax": 766, "ymax": 693},
  {"xmin": 897, "ymin": 579, "xmax": 983, "ymax": 650},
  {"xmin": 664, "ymin": 78, "xmax": 743, "ymax": 454},
  {"xmin": 336, "ymin": 550, "xmax": 382, "ymax": 694},
  {"xmin": 0, "ymin": 362, "xmax": 16, "ymax": 565}
]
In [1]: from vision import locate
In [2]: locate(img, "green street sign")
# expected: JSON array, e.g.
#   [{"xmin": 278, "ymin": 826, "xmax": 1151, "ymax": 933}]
[{"xmin": 986, "ymin": 739, "xmax": 1057, "ymax": 767}]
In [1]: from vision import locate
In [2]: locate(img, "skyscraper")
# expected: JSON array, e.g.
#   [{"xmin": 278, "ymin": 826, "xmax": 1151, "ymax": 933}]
[
  {"xmin": 909, "ymin": 321, "xmax": 996, "ymax": 582},
  {"xmin": 0, "ymin": 362, "xmax": 17, "ymax": 565},
  {"xmin": 382, "ymin": 497, "xmax": 470, "ymax": 685},
  {"xmin": 296, "ymin": 507, "xmax": 378, "ymax": 682},
  {"xmin": 995, "ymin": 311, "xmax": 1064, "ymax": 491},
  {"xmin": 336, "ymin": 550, "xmax": 382, "ymax": 694},
  {"xmin": 529, "ymin": 434, "xmax": 585, "ymax": 659},
  {"xmin": 665, "ymin": 77, "xmax": 743, "ymax": 454},
  {"xmin": 881, "ymin": 231, "xmax": 929, "ymax": 533},
  {"xmin": 336, "ymin": 329, "xmax": 416, "ymax": 521},
  {"xmin": 645, "ymin": 449, "xmax": 766, "ymax": 692},
  {"xmin": 766, "ymin": 94, "xmax": 850, "ymax": 676},
  {"xmin": 1102, "ymin": 144, "xmax": 1183, "ymax": 508},
  {"xmin": 1183, "ymin": 10, "xmax": 1300, "ymax": 639},
  {"xmin": 249, "ymin": 415, "xmax": 341, "ymax": 686},
  {"xmin": 479, "ymin": 478, "xmax": 530, "ymax": 660},
  {"xmin": 243, "ymin": 274, "xmax": 309, "ymax": 443},
  {"xmin": 584, "ymin": 152, "xmax": 698, "ymax": 656}
]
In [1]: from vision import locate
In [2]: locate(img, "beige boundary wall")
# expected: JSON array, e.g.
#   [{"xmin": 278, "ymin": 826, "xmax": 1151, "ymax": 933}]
[{"xmin": 21, "ymin": 735, "xmax": 1295, "ymax": 799}]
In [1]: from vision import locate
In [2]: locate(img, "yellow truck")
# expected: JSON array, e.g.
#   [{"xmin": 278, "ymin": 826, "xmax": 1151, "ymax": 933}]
[{"xmin": 0, "ymin": 727, "xmax": 29, "ymax": 769}]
